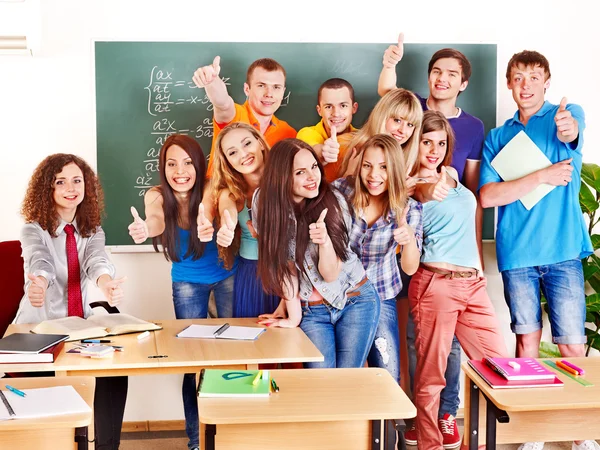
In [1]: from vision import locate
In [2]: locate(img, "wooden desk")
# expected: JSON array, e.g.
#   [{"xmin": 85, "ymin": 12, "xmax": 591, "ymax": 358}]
[
  {"xmin": 0, "ymin": 376, "xmax": 95, "ymax": 450},
  {"xmin": 1, "ymin": 318, "xmax": 324, "ymax": 377},
  {"xmin": 199, "ymin": 368, "xmax": 416, "ymax": 450},
  {"xmin": 462, "ymin": 358, "xmax": 600, "ymax": 449}
]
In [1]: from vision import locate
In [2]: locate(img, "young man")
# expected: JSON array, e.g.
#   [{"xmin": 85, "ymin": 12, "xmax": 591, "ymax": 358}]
[
  {"xmin": 479, "ymin": 50, "xmax": 595, "ymax": 450},
  {"xmin": 193, "ymin": 56, "xmax": 297, "ymax": 175},
  {"xmin": 297, "ymin": 78, "xmax": 358, "ymax": 182},
  {"xmin": 378, "ymin": 34, "xmax": 485, "ymax": 449}
]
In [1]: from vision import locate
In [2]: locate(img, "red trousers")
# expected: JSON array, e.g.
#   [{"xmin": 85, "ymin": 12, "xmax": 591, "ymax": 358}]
[{"xmin": 408, "ymin": 266, "xmax": 508, "ymax": 450}]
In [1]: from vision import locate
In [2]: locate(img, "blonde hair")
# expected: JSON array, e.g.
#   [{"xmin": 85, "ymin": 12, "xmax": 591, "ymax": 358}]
[
  {"xmin": 210, "ymin": 122, "xmax": 270, "ymax": 269},
  {"xmin": 410, "ymin": 110, "xmax": 455, "ymax": 177},
  {"xmin": 340, "ymin": 88, "xmax": 423, "ymax": 177},
  {"xmin": 351, "ymin": 134, "xmax": 408, "ymax": 220}
]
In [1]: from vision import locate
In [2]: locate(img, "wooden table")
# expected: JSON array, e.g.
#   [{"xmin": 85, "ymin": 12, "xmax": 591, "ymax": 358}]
[
  {"xmin": 0, "ymin": 376, "xmax": 95, "ymax": 450},
  {"xmin": 462, "ymin": 358, "xmax": 600, "ymax": 449},
  {"xmin": 1, "ymin": 318, "xmax": 324, "ymax": 377},
  {"xmin": 199, "ymin": 368, "xmax": 416, "ymax": 450}
]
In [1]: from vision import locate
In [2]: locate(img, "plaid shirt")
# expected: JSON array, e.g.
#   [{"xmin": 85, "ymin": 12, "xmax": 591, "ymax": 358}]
[{"xmin": 332, "ymin": 177, "xmax": 423, "ymax": 301}]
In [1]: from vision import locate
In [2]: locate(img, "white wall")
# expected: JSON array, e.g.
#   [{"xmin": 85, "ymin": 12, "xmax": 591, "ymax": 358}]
[{"xmin": 1, "ymin": 0, "xmax": 598, "ymax": 421}]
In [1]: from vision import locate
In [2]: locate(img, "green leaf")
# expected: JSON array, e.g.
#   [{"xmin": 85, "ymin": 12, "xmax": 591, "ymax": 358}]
[
  {"xmin": 586, "ymin": 293, "xmax": 600, "ymax": 313},
  {"xmin": 539, "ymin": 341, "xmax": 561, "ymax": 358},
  {"xmin": 585, "ymin": 327, "xmax": 600, "ymax": 352},
  {"xmin": 592, "ymin": 234, "xmax": 600, "ymax": 251},
  {"xmin": 582, "ymin": 259, "xmax": 600, "ymax": 281},
  {"xmin": 579, "ymin": 182, "xmax": 599, "ymax": 215},
  {"xmin": 588, "ymin": 273, "xmax": 600, "ymax": 294},
  {"xmin": 581, "ymin": 163, "xmax": 600, "ymax": 193}
]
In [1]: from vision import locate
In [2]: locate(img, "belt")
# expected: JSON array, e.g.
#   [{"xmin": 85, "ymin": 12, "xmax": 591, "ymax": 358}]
[
  {"xmin": 421, "ymin": 264, "xmax": 478, "ymax": 279},
  {"xmin": 305, "ymin": 277, "xmax": 369, "ymax": 305}
]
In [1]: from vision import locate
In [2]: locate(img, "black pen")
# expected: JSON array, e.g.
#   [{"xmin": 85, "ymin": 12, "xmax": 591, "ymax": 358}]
[
  {"xmin": 0, "ymin": 389, "xmax": 16, "ymax": 417},
  {"xmin": 213, "ymin": 323, "xmax": 230, "ymax": 337},
  {"xmin": 81, "ymin": 339, "xmax": 111, "ymax": 343},
  {"xmin": 148, "ymin": 355, "xmax": 168, "ymax": 358}
]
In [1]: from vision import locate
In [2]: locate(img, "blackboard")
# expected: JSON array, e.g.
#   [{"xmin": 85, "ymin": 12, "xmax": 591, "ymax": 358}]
[{"xmin": 95, "ymin": 41, "xmax": 497, "ymax": 246}]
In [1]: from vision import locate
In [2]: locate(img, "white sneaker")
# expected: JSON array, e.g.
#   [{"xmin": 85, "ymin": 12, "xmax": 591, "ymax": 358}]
[
  {"xmin": 517, "ymin": 443, "xmax": 545, "ymax": 450},
  {"xmin": 572, "ymin": 441, "xmax": 600, "ymax": 450}
]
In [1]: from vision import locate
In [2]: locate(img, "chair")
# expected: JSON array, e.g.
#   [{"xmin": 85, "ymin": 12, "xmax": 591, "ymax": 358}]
[{"xmin": 0, "ymin": 241, "xmax": 24, "ymax": 337}]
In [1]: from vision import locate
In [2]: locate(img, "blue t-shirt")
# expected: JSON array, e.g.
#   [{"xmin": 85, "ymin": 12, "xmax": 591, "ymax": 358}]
[
  {"xmin": 417, "ymin": 93, "xmax": 485, "ymax": 182},
  {"xmin": 171, "ymin": 227, "xmax": 237, "ymax": 283},
  {"xmin": 479, "ymin": 101, "xmax": 593, "ymax": 272}
]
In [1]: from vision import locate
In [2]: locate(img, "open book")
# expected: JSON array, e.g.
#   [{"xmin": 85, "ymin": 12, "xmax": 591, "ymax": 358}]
[
  {"xmin": 0, "ymin": 385, "xmax": 91, "ymax": 420},
  {"xmin": 31, "ymin": 313, "xmax": 162, "ymax": 341}
]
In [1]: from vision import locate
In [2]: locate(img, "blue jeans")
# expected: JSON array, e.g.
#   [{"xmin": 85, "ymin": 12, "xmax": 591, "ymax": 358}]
[
  {"xmin": 407, "ymin": 309, "xmax": 461, "ymax": 418},
  {"xmin": 172, "ymin": 275, "xmax": 235, "ymax": 449},
  {"xmin": 367, "ymin": 299, "xmax": 400, "ymax": 383},
  {"xmin": 300, "ymin": 280, "xmax": 380, "ymax": 368},
  {"xmin": 501, "ymin": 258, "xmax": 586, "ymax": 344}
]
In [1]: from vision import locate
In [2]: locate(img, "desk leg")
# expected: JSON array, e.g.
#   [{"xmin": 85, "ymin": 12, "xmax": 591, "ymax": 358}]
[
  {"xmin": 75, "ymin": 426, "xmax": 88, "ymax": 450},
  {"xmin": 372, "ymin": 419, "xmax": 382, "ymax": 449},
  {"xmin": 484, "ymin": 396, "xmax": 510, "ymax": 449},
  {"xmin": 468, "ymin": 378, "xmax": 479, "ymax": 450},
  {"xmin": 205, "ymin": 424, "xmax": 216, "ymax": 450},
  {"xmin": 393, "ymin": 419, "xmax": 406, "ymax": 450}
]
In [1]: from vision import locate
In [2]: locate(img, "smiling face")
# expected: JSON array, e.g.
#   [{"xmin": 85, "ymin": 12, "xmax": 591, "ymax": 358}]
[
  {"xmin": 316, "ymin": 86, "xmax": 358, "ymax": 136},
  {"xmin": 418, "ymin": 130, "xmax": 448, "ymax": 172},
  {"xmin": 384, "ymin": 116, "xmax": 415, "ymax": 145},
  {"xmin": 507, "ymin": 63, "xmax": 549, "ymax": 115},
  {"xmin": 428, "ymin": 57, "xmax": 468, "ymax": 101},
  {"xmin": 165, "ymin": 144, "xmax": 196, "ymax": 194},
  {"xmin": 244, "ymin": 67, "xmax": 286, "ymax": 118},
  {"xmin": 291, "ymin": 148, "xmax": 321, "ymax": 203},
  {"xmin": 221, "ymin": 127, "xmax": 265, "ymax": 175},
  {"xmin": 53, "ymin": 162, "xmax": 85, "ymax": 221},
  {"xmin": 360, "ymin": 146, "xmax": 388, "ymax": 198}
]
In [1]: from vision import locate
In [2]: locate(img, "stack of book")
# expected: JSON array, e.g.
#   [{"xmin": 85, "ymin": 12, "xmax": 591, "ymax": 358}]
[
  {"xmin": 468, "ymin": 357, "xmax": 564, "ymax": 389},
  {"xmin": 0, "ymin": 333, "xmax": 69, "ymax": 364}
]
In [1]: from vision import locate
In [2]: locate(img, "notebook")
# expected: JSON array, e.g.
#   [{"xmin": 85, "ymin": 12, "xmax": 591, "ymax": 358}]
[
  {"xmin": 484, "ymin": 357, "xmax": 556, "ymax": 381},
  {"xmin": 0, "ymin": 385, "xmax": 91, "ymax": 420},
  {"xmin": 0, "ymin": 333, "xmax": 69, "ymax": 354},
  {"xmin": 0, "ymin": 341, "xmax": 65, "ymax": 364},
  {"xmin": 176, "ymin": 324, "xmax": 266, "ymax": 341},
  {"xmin": 490, "ymin": 130, "xmax": 556, "ymax": 210},
  {"xmin": 197, "ymin": 369, "xmax": 271, "ymax": 398},
  {"xmin": 468, "ymin": 360, "xmax": 563, "ymax": 389}
]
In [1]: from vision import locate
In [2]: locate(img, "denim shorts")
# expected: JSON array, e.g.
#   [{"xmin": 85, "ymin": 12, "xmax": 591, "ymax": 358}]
[{"xmin": 501, "ymin": 258, "xmax": 586, "ymax": 345}]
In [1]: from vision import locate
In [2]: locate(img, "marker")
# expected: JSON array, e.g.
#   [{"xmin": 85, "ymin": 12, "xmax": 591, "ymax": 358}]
[
  {"xmin": 147, "ymin": 355, "xmax": 168, "ymax": 358},
  {"xmin": 252, "ymin": 370, "xmax": 263, "ymax": 386},
  {"xmin": 137, "ymin": 331, "xmax": 150, "ymax": 340},
  {"xmin": 556, "ymin": 361, "xmax": 579, "ymax": 376},
  {"xmin": 270, "ymin": 377, "xmax": 279, "ymax": 393},
  {"xmin": 5, "ymin": 385, "xmax": 26, "ymax": 397},
  {"xmin": 81, "ymin": 339, "xmax": 111, "ymax": 344},
  {"xmin": 560, "ymin": 360, "xmax": 585, "ymax": 375}
]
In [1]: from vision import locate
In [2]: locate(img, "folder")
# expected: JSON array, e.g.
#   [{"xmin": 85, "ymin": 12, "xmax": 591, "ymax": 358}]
[
  {"xmin": 468, "ymin": 360, "xmax": 563, "ymax": 389},
  {"xmin": 197, "ymin": 369, "xmax": 271, "ymax": 398}
]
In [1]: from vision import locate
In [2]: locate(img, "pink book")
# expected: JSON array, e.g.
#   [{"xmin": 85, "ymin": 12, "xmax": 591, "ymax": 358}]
[
  {"xmin": 483, "ymin": 357, "xmax": 556, "ymax": 381},
  {"xmin": 468, "ymin": 360, "xmax": 563, "ymax": 389}
]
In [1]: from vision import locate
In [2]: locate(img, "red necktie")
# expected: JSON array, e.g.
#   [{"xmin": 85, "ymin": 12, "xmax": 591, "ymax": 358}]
[{"xmin": 64, "ymin": 224, "xmax": 84, "ymax": 318}]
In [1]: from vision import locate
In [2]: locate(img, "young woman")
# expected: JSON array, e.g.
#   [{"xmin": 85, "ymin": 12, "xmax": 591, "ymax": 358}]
[
  {"xmin": 408, "ymin": 111, "xmax": 507, "ymax": 450},
  {"xmin": 210, "ymin": 122, "xmax": 279, "ymax": 317},
  {"xmin": 254, "ymin": 138, "xmax": 380, "ymax": 368},
  {"xmin": 14, "ymin": 153, "xmax": 127, "ymax": 450},
  {"xmin": 332, "ymin": 134, "xmax": 422, "ymax": 385},
  {"xmin": 127, "ymin": 134, "xmax": 236, "ymax": 450}
]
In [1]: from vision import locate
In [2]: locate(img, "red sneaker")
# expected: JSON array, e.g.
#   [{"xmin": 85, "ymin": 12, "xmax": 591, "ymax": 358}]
[
  {"xmin": 404, "ymin": 421, "xmax": 417, "ymax": 446},
  {"xmin": 438, "ymin": 413, "xmax": 461, "ymax": 449}
]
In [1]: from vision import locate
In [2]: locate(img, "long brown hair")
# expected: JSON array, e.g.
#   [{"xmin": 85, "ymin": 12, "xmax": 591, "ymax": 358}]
[
  {"xmin": 211, "ymin": 122, "xmax": 270, "ymax": 269},
  {"xmin": 411, "ymin": 110, "xmax": 455, "ymax": 176},
  {"xmin": 153, "ymin": 134, "xmax": 206, "ymax": 262},
  {"xmin": 256, "ymin": 139, "xmax": 350, "ymax": 298},
  {"xmin": 21, "ymin": 153, "xmax": 104, "ymax": 237}
]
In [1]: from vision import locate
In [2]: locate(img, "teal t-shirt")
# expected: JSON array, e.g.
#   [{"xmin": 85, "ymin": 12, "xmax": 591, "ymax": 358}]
[
  {"xmin": 479, "ymin": 101, "xmax": 593, "ymax": 272},
  {"xmin": 238, "ymin": 205, "xmax": 258, "ymax": 260}
]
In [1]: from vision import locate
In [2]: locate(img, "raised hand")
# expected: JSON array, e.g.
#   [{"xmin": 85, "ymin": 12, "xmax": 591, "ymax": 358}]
[
  {"xmin": 431, "ymin": 166, "xmax": 450, "ymax": 202},
  {"xmin": 541, "ymin": 157, "xmax": 574, "ymax": 186},
  {"xmin": 192, "ymin": 56, "xmax": 221, "ymax": 88},
  {"xmin": 216, "ymin": 209, "xmax": 236, "ymax": 247},
  {"xmin": 98, "ymin": 275, "xmax": 127, "ymax": 307},
  {"xmin": 554, "ymin": 97, "xmax": 577, "ymax": 139},
  {"xmin": 27, "ymin": 274, "xmax": 48, "ymax": 307},
  {"xmin": 309, "ymin": 209, "xmax": 329, "ymax": 246},
  {"xmin": 197, "ymin": 203, "xmax": 214, "ymax": 242},
  {"xmin": 322, "ymin": 124, "xmax": 340, "ymax": 164},
  {"xmin": 128, "ymin": 206, "xmax": 149, "ymax": 244},
  {"xmin": 382, "ymin": 32, "xmax": 404, "ymax": 69},
  {"xmin": 393, "ymin": 205, "xmax": 414, "ymax": 246}
]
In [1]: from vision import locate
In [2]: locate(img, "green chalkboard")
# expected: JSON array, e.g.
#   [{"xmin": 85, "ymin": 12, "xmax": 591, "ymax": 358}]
[{"xmin": 95, "ymin": 41, "xmax": 497, "ymax": 246}]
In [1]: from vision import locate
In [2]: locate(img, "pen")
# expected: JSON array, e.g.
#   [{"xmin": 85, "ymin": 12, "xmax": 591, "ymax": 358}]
[
  {"xmin": 560, "ymin": 360, "xmax": 585, "ymax": 375},
  {"xmin": 0, "ymin": 390, "xmax": 15, "ymax": 417},
  {"xmin": 147, "ymin": 355, "xmax": 168, "ymax": 358},
  {"xmin": 270, "ymin": 377, "xmax": 279, "ymax": 393},
  {"xmin": 81, "ymin": 339, "xmax": 111, "ymax": 344},
  {"xmin": 5, "ymin": 385, "xmax": 26, "ymax": 397},
  {"xmin": 556, "ymin": 360, "xmax": 579, "ymax": 376},
  {"xmin": 213, "ymin": 323, "xmax": 230, "ymax": 337},
  {"xmin": 252, "ymin": 370, "xmax": 263, "ymax": 386}
]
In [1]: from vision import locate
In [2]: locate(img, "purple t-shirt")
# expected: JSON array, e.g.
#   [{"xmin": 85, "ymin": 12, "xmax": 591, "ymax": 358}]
[{"xmin": 416, "ymin": 94, "xmax": 485, "ymax": 182}]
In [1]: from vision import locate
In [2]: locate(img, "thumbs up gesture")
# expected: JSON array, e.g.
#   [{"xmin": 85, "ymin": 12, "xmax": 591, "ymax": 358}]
[
  {"xmin": 216, "ymin": 209, "xmax": 237, "ymax": 247},
  {"xmin": 193, "ymin": 56, "xmax": 221, "ymax": 88},
  {"xmin": 393, "ymin": 205, "xmax": 414, "ymax": 246},
  {"xmin": 27, "ymin": 274, "xmax": 48, "ymax": 307},
  {"xmin": 98, "ymin": 275, "xmax": 127, "ymax": 307},
  {"xmin": 197, "ymin": 203, "xmax": 214, "ymax": 242},
  {"xmin": 128, "ymin": 206, "xmax": 149, "ymax": 244},
  {"xmin": 309, "ymin": 209, "xmax": 330, "ymax": 246},
  {"xmin": 322, "ymin": 124, "xmax": 340, "ymax": 164},
  {"xmin": 383, "ymin": 32, "xmax": 404, "ymax": 69},
  {"xmin": 431, "ymin": 166, "xmax": 450, "ymax": 202},
  {"xmin": 554, "ymin": 97, "xmax": 577, "ymax": 140}
]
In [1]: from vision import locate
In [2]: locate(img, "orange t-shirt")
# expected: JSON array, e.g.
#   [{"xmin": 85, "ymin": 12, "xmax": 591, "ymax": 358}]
[{"xmin": 207, "ymin": 101, "xmax": 297, "ymax": 176}]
